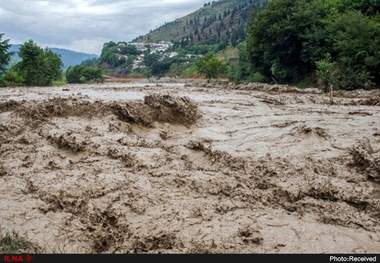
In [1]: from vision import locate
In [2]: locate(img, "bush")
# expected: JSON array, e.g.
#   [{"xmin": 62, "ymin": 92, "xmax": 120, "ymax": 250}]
[
  {"xmin": 195, "ymin": 51, "xmax": 227, "ymax": 82},
  {"xmin": 66, "ymin": 65, "xmax": 104, "ymax": 84},
  {"xmin": 315, "ymin": 53, "xmax": 336, "ymax": 92},
  {"xmin": 247, "ymin": 72, "xmax": 266, "ymax": 83},
  {"xmin": 0, "ymin": 71, "xmax": 24, "ymax": 87}
]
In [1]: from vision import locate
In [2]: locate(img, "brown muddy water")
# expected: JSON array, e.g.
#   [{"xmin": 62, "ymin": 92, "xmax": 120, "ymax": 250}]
[{"xmin": 0, "ymin": 80, "xmax": 380, "ymax": 253}]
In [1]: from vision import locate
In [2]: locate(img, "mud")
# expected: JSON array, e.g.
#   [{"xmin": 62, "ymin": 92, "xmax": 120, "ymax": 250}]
[{"xmin": 0, "ymin": 81, "xmax": 380, "ymax": 254}]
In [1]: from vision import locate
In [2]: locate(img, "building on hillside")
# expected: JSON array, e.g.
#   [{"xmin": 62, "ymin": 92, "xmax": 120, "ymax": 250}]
[
  {"xmin": 129, "ymin": 41, "xmax": 174, "ymax": 54},
  {"xmin": 185, "ymin": 54, "xmax": 204, "ymax": 59},
  {"xmin": 132, "ymin": 54, "xmax": 145, "ymax": 69},
  {"xmin": 150, "ymin": 41, "xmax": 173, "ymax": 53},
  {"xmin": 129, "ymin": 42, "xmax": 148, "ymax": 52},
  {"xmin": 165, "ymin": 52, "xmax": 178, "ymax": 58},
  {"xmin": 117, "ymin": 42, "xmax": 127, "ymax": 47}
]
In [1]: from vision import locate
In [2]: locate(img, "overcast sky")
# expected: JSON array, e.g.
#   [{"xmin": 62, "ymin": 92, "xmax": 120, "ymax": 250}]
[{"xmin": 0, "ymin": 0, "xmax": 207, "ymax": 55}]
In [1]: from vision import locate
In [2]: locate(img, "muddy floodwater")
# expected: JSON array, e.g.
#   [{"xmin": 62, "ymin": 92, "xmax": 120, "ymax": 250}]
[{"xmin": 0, "ymin": 80, "xmax": 380, "ymax": 253}]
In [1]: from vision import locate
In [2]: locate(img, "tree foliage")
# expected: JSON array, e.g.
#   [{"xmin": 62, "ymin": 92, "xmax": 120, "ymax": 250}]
[
  {"xmin": 0, "ymin": 34, "xmax": 16, "ymax": 87},
  {"xmin": 315, "ymin": 53, "xmax": 337, "ymax": 92},
  {"xmin": 66, "ymin": 65, "xmax": 104, "ymax": 84},
  {"xmin": 98, "ymin": 41, "xmax": 141, "ymax": 70},
  {"xmin": 195, "ymin": 51, "xmax": 227, "ymax": 82},
  {"xmin": 1, "ymin": 63, "xmax": 25, "ymax": 87},
  {"xmin": 246, "ymin": 0, "xmax": 380, "ymax": 90},
  {"xmin": 0, "ymin": 34, "xmax": 13, "ymax": 76},
  {"xmin": 16, "ymin": 40, "xmax": 63, "ymax": 86}
]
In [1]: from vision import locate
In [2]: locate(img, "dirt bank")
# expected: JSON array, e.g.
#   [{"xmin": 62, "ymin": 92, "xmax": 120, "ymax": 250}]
[{"xmin": 0, "ymin": 81, "xmax": 379, "ymax": 253}]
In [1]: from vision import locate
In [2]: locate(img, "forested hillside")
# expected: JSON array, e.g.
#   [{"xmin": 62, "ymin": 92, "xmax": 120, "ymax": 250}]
[
  {"xmin": 91, "ymin": 0, "xmax": 380, "ymax": 90},
  {"xmin": 91, "ymin": 0, "xmax": 269, "ymax": 79},
  {"xmin": 134, "ymin": 0, "xmax": 268, "ymax": 47}
]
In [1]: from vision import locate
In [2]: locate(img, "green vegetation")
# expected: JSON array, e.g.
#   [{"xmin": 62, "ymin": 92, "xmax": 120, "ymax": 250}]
[
  {"xmin": 16, "ymin": 40, "xmax": 64, "ymax": 86},
  {"xmin": 0, "ymin": 34, "xmax": 13, "ymax": 76},
  {"xmin": 9, "ymin": 45, "xmax": 99, "ymax": 72},
  {"xmin": 0, "ymin": 228, "xmax": 30, "ymax": 254},
  {"xmin": 0, "ymin": 226, "xmax": 71, "ymax": 253},
  {"xmin": 98, "ymin": 41, "xmax": 137, "ymax": 69},
  {"xmin": 315, "ymin": 53, "xmax": 337, "ymax": 92},
  {"xmin": 0, "ymin": 34, "xmax": 105, "ymax": 87},
  {"xmin": 134, "ymin": 0, "xmax": 266, "ymax": 47},
  {"xmin": 245, "ymin": 0, "xmax": 380, "ymax": 90},
  {"xmin": 84, "ymin": 0, "xmax": 269, "ymax": 80},
  {"xmin": 196, "ymin": 51, "xmax": 227, "ymax": 82},
  {"xmin": 1, "ymin": 38, "xmax": 64, "ymax": 87},
  {"xmin": 3, "ymin": 0, "xmax": 378, "ymax": 91},
  {"xmin": 94, "ymin": 41, "xmax": 141, "ymax": 77},
  {"xmin": 168, "ymin": 63, "xmax": 197, "ymax": 79},
  {"xmin": 66, "ymin": 65, "xmax": 104, "ymax": 84},
  {"xmin": 90, "ymin": 0, "xmax": 379, "ymax": 91},
  {"xmin": 1, "ymin": 65, "xmax": 25, "ymax": 86},
  {"xmin": 0, "ymin": 34, "xmax": 15, "ymax": 87},
  {"xmin": 86, "ymin": 1, "xmax": 270, "ymax": 81},
  {"xmin": 228, "ymin": 42, "xmax": 264, "ymax": 83}
]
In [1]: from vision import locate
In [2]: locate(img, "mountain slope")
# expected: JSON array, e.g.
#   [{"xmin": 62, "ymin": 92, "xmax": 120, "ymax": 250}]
[
  {"xmin": 94, "ymin": 0, "xmax": 270, "ymax": 78},
  {"xmin": 9, "ymin": 45, "xmax": 98, "ymax": 72},
  {"xmin": 133, "ymin": 0, "xmax": 269, "ymax": 46}
]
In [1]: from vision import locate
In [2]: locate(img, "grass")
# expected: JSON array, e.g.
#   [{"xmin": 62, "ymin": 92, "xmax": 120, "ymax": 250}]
[
  {"xmin": 0, "ymin": 227, "xmax": 70, "ymax": 253},
  {"xmin": 0, "ymin": 228, "xmax": 30, "ymax": 254},
  {"xmin": 52, "ymin": 80, "xmax": 68, "ymax": 86}
]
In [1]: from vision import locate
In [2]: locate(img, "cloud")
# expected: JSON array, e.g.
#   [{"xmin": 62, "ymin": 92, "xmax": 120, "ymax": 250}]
[{"xmin": 0, "ymin": 0, "xmax": 206, "ymax": 54}]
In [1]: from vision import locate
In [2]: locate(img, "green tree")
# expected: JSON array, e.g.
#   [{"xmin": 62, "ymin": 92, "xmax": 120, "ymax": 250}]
[
  {"xmin": 81, "ymin": 66, "xmax": 104, "ymax": 83},
  {"xmin": 247, "ymin": 0, "xmax": 327, "ymax": 84},
  {"xmin": 97, "ymin": 41, "xmax": 121, "ymax": 68},
  {"xmin": 230, "ymin": 42, "xmax": 249, "ymax": 82},
  {"xmin": 66, "ymin": 66, "xmax": 81, "ymax": 83},
  {"xmin": 246, "ymin": 0, "xmax": 380, "ymax": 89},
  {"xmin": 81, "ymin": 57, "xmax": 98, "ymax": 67},
  {"xmin": 102, "ymin": 41, "xmax": 117, "ymax": 51},
  {"xmin": 17, "ymin": 40, "xmax": 45, "ymax": 86},
  {"xmin": 66, "ymin": 65, "xmax": 104, "ymax": 84},
  {"xmin": 0, "ymin": 33, "xmax": 13, "ymax": 76},
  {"xmin": 16, "ymin": 40, "xmax": 63, "ymax": 86},
  {"xmin": 325, "ymin": 11, "xmax": 378, "ymax": 89},
  {"xmin": 44, "ymin": 49, "xmax": 63, "ymax": 83},
  {"xmin": 315, "ymin": 53, "xmax": 337, "ymax": 92},
  {"xmin": 143, "ymin": 52, "xmax": 160, "ymax": 67},
  {"xmin": 195, "ymin": 51, "xmax": 227, "ymax": 82},
  {"xmin": 120, "ymin": 45, "xmax": 139, "ymax": 55}
]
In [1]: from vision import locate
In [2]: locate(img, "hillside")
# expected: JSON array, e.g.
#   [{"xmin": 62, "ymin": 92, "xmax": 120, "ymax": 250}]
[
  {"xmin": 94, "ymin": 0, "xmax": 270, "ymax": 79},
  {"xmin": 9, "ymin": 45, "xmax": 98, "ymax": 72},
  {"xmin": 134, "ymin": 0, "xmax": 269, "ymax": 46}
]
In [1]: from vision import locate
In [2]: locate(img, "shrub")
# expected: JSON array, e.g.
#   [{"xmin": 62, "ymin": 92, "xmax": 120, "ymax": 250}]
[{"xmin": 66, "ymin": 65, "xmax": 104, "ymax": 84}]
